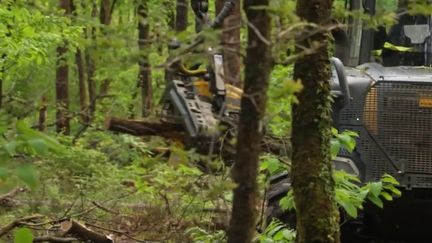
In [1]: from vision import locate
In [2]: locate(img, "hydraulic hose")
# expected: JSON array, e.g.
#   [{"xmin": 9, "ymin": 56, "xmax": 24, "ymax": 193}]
[{"xmin": 212, "ymin": 0, "xmax": 236, "ymax": 28}]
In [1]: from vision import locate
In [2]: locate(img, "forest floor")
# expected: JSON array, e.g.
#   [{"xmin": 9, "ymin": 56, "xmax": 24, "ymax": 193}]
[{"xmin": 0, "ymin": 130, "xmax": 238, "ymax": 242}]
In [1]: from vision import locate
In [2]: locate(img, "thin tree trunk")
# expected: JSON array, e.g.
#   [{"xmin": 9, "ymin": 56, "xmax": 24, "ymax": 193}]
[
  {"xmin": 175, "ymin": 0, "xmax": 188, "ymax": 32},
  {"xmin": 86, "ymin": 1, "xmax": 97, "ymax": 121},
  {"xmin": 56, "ymin": 0, "xmax": 71, "ymax": 135},
  {"xmin": 227, "ymin": 0, "xmax": 271, "ymax": 242},
  {"xmin": 38, "ymin": 96, "xmax": 47, "ymax": 132},
  {"xmin": 291, "ymin": 0, "xmax": 340, "ymax": 242},
  {"xmin": 138, "ymin": 1, "xmax": 152, "ymax": 117},
  {"xmin": 76, "ymin": 49, "xmax": 89, "ymax": 123},
  {"xmin": 71, "ymin": 0, "xmax": 89, "ymax": 123},
  {"xmin": 99, "ymin": 0, "xmax": 115, "ymax": 96},
  {"xmin": 215, "ymin": 0, "xmax": 242, "ymax": 87}
]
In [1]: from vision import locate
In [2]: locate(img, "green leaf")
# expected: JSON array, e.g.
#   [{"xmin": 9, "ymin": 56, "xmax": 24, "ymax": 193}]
[
  {"xmin": 15, "ymin": 164, "xmax": 38, "ymax": 189},
  {"xmin": 13, "ymin": 228, "xmax": 33, "ymax": 243},
  {"xmin": 381, "ymin": 191, "xmax": 393, "ymax": 201},
  {"xmin": 338, "ymin": 133, "xmax": 356, "ymax": 152},
  {"xmin": 369, "ymin": 182, "xmax": 382, "ymax": 197},
  {"xmin": 367, "ymin": 194, "xmax": 383, "ymax": 208},
  {"xmin": 279, "ymin": 190, "xmax": 295, "ymax": 211},
  {"xmin": 384, "ymin": 42, "xmax": 413, "ymax": 52},
  {"xmin": 330, "ymin": 139, "xmax": 341, "ymax": 158},
  {"xmin": 389, "ymin": 187, "xmax": 402, "ymax": 197},
  {"xmin": 16, "ymin": 120, "xmax": 65, "ymax": 154},
  {"xmin": 27, "ymin": 138, "xmax": 49, "ymax": 155},
  {"xmin": 381, "ymin": 174, "xmax": 399, "ymax": 185},
  {"xmin": 339, "ymin": 201, "xmax": 358, "ymax": 218}
]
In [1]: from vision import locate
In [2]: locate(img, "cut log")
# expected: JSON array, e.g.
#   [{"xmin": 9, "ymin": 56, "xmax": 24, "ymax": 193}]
[
  {"xmin": 105, "ymin": 117, "xmax": 184, "ymax": 140},
  {"xmin": 105, "ymin": 116, "xmax": 291, "ymax": 158},
  {"xmin": 60, "ymin": 219, "xmax": 113, "ymax": 243}
]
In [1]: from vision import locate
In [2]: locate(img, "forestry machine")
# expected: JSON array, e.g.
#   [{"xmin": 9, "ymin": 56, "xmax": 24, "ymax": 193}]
[
  {"xmin": 161, "ymin": 0, "xmax": 241, "ymax": 156},
  {"xmin": 267, "ymin": 0, "xmax": 432, "ymax": 242}
]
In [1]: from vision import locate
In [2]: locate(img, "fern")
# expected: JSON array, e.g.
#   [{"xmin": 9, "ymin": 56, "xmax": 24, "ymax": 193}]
[{"xmin": 258, "ymin": 218, "xmax": 296, "ymax": 243}]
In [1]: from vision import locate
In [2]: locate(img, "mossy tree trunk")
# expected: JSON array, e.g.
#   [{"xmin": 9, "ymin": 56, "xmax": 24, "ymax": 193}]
[
  {"xmin": 291, "ymin": 0, "xmax": 340, "ymax": 242},
  {"xmin": 227, "ymin": 0, "xmax": 271, "ymax": 242}
]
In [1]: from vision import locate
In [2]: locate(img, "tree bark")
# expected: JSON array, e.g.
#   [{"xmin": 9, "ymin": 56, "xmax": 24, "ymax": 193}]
[
  {"xmin": 105, "ymin": 116, "xmax": 290, "ymax": 159},
  {"xmin": 175, "ymin": 0, "xmax": 188, "ymax": 32},
  {"xmin": 215, "ymin": 0, "xmax": 242, "ymax": 87},
  {"xmin": 291, "ymin": 0, "xmax": 340, "ymax": 242},
  {"xmin": 38, "ymin": 96, "xmax": 47, "ymax": 131},
  {"xmin": 105, "ymin": 117, "xmax": 184, "ymax": 137},
  {"xmin": 60, "ymin": 219, "xmax": 113, "ymax": 243},
  {"xmin": 71, "ymin": 0, "xmax": 89, "ymax": 123},
  {"xmin": 86, "ymin": 1, "xmax": 98, "ymax": 121},
  {"xmin": 227, "ymin": 0, "xmax": 271, "ymax": 242},
  {"xmin": 56, "ymin": 0, "xmax": 72, "ymax": 135},
  {"xmin": 99, "ymin": 0, "xmax": 115, "ymax": 96},
  {"xmin": 137, "ymin": 1, "xmax": 153, "ymax": 117},
  {"xmin": 76, "ymin": 49, "xmax": 89, "ymax": 123}
]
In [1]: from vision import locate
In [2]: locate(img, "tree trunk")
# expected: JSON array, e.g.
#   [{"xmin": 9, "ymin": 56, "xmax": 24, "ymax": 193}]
[
  {"xmin": 227, "ymin": 0, "xmax": 271, "ymax": 242},
  {"xmin": 38, "ymin": 96, "xmax": 47, "ymax": 132},
  {"xmin": 76, "ymin": 49, "xmax": 89, "ymax": 123},
  {"xmin": 71, "ymin": 0, "xmax": 89, "ymax": 123},
  {"xmin": 86, "ymin": 0, "xmax": 98, "ymax": 121},
  {"xmin": 137, "ymin": 1, "xmax": 152, "ymax": 117},
  {"xmin": 99, "ymin": 0, "xmax": 115, "ymax": 96},
  {"xmin": 291, "ymin": 0, "xmax": 340, "ymax": 242},
  {"xmin": 215, "ymin": 0, "xmax": 242, "ymax": 87},
  {"xmin": 56, "ymin": 0, "xmax": 71, "ymax": 135},
  {"xmin": 175, "ymin": 0, "xmax": 188, "ymax": 32},
  {"xmin": 99, "ymin": 0, "xmax": 112, "ymax": 26}
]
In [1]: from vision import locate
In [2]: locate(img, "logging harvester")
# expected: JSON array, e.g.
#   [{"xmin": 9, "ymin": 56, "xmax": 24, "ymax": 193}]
[
  {"xmin": 161, "ymin": 0, "xmax": 241, "ymax": 157},
  {"xmin": 267, "ymin": 0, "xmax": 432, "ymax": 242}
]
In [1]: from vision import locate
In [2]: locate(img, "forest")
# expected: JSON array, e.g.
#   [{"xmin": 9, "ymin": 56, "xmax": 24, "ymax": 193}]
[{"xmin": 1, "ymin": 0, "xmax": 432, "ymax": 242}]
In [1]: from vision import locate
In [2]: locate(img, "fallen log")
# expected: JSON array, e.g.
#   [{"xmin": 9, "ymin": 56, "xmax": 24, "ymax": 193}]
[
  {"xmin": 105, "ymin": 116, "xmax": 291, "ymax": 158},
  {"xmin": 105, "ymin": 117, "xmax": 185, "ymax": 141},
  {"xmin": 60, "ymin": 219, "xmax": 113, "ymax": 243}
]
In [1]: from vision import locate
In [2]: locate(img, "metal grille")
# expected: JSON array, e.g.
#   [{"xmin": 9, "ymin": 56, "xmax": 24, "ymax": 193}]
[{"xmin": 339, "ymin": 81, "xmax": 432, "ymax": 186}]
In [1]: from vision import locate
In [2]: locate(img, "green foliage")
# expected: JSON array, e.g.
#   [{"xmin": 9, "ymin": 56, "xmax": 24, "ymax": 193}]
[
  {"xmin": 267, "ymin": 65, "xmax": 302, "ymax": 136},
  {"xmin": 187, "ymin": 227, "xmax": 226, "ymax": 243},
  {"xmin": 335, "ymin": 171, "xmax": 400, "ymax": 218},
  {"xmin": 279, "ymin": 128, "xmax": 401, "ymax": 219},
  {"xmin": 0, "ymin": 119, "xmax": 65, "ymax": 189},
  {"xmin": 279, "ymin": 170, "xmax": 401, "ymax": 219},
  {"xmin": 330, "ymin": 128, "xmax": 358, "ymax": 159},
  {"xmin": 260, "ymin": 153, "xmax": 291, "ymax": 175},
  {"xmin": 258, "ymin": 219, "xmax": 296, "ymax": 243}
]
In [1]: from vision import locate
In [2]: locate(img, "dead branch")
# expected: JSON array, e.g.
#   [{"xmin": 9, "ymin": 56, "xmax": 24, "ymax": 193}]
[
  {"xmin": 84, "ymin": 222, "xmax": 159, "ymax": 243},
  {"xmin": 0, "ymin": 187, "xmax": 26, "ymax": 207},
  {"xmin": 0, "ymin": 214, "xmax": 44, "ymax": 237},
  {"xmin": 33, "ymin": 236, "xmax": 78, "ymax": 242},
  {"xmin": 91, "ymin": 201, "xmax": 119, "ymax": 215},
  {"xmin": 60, "ymin": 219, "xmax": 113, "ymax": 243}
]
